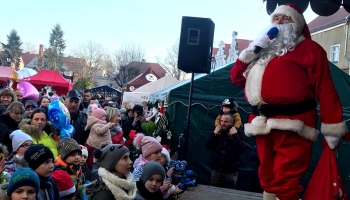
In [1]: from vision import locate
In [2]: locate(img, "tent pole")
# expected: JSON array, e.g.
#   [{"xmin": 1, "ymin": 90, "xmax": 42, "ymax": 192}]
[{"xmin": 183, "ymin": 73, "xmax": 194, "ymax": 161}]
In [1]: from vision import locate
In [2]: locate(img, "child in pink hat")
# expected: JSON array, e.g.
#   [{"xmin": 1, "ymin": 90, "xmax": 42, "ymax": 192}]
[
  {"xmin": 84, "ymin": 108, "xmax": 116, "ymax": 168},
  {"xmin": 132, "ymin": 133, "xmax": 162, "ymax": 182}
]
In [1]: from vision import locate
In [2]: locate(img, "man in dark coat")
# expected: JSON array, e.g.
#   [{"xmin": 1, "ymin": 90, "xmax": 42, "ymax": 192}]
[
  {"xmin": 65, "ymin": 89, "xmax": 89, "ymax": 145},
  {"xmin": 206, "ymin": 112, "xmax": 246, "ymax": 189}
]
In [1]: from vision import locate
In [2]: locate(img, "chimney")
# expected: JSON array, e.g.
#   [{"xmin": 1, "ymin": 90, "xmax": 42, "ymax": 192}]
[{"xmin": 38, "ymin": 44, "xmax": 44, "ymax": 68}]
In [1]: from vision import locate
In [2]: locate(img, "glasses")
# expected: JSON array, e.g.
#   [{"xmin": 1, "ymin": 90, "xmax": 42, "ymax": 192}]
[
  {"xmin": 273, "ymin": 15, "xmax": 291, "ymax": 22},
  {"xmin": 20, "ymin": 143, "xmax": 33, "ymax": 148}
]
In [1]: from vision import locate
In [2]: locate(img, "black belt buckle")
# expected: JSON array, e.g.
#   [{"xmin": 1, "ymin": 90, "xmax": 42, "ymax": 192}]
[{"xmin": 257, "ymin": 102, "xmax": 268, "ymax": 116}]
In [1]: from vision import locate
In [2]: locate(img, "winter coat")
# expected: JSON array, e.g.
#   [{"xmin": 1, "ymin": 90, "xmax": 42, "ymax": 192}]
[
  {"xmin": 84, "ymin": 168, "xmax": 137, "ymax": 200},
  {"xmin": 206, "ymin": 127, "xmax": 246, "ymax": 173},
  {"xmin": 4, "ymin": 154, "xmax": 24, "ymax": 176},
  {"xmin": 85, "ymin": 116, "xmax": 112, "ymax": 149},
  {"xmin": 0, "ymin": 113, "xmax": 19, "ymax": 152},
  {"xmin": 122, "ymin": 117, "xmax": 143, "ymax": 140},
  {"xmin": 71, "ymin": 110, "xmax": 89, "ymax": 145},
  {"xmin": 19, "ymin": 119, "xmax": 59, "ymax": 157},
  {"xmin": 36, "ymin": 175, "xmax": 61, "ymax": 200},
  {"xmin": 132, "ymin": 155, "xmax": 148, "ymax": 181},
  {"xmin": 55, "ymin": 156, "xmax": 85, "ymax": 199},
  {"xmin": 110, "ymin": 125, "xmax": 123, "ymax": 144}
]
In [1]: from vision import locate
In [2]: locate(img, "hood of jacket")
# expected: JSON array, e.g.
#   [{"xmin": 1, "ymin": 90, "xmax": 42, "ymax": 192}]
[
  {"xmin": 19, "ymin": 119, "xmax": 57, "ymax": 141},
  {"xmin": 85, "ymin": 115, "xmax": 105, "ymax": 130}
]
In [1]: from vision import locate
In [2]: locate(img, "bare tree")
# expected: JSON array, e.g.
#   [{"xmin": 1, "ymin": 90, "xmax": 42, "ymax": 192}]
[
  {"xmin": 157, "ymin": 41, "xmax": 187, "ymax": 80},
  {"xmin": 112, "ymin": 42, "xmax": 146, "ymax": 89},
  {"xmin": 71, "ymin": 40, "xmax": 108, "ymax": 77},
  {"xmin": 22, "ymin": 42, "xmax": 38, "ymax": 54}
]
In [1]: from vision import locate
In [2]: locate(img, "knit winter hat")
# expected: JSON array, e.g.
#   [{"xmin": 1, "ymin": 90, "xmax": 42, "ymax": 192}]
[
  {"xmin": 133, "ymin": 133, "xmax": 162, "ymax": 158},
  {"xmin": 92, "ymin": 108, "xmax": 106, "ymax": 119},
  {"xmin": 161, "ymin": 147, "xmax": 171, "ymax": 166},
  {"xmin": 271, "ymin": 3, "xmax": 311, "ymax": 39},
  {"xmin": 221, "ymin": 98, "xmax": 235, "ymax": 109},
  {"xmin": 10, "ymin": 130, "xmax": 33, "ymax": 152},
  {"xmin": 140, "ymin": 161, "xmax": 165, "ymax": 184},
  {"xmin": 58, "ymin": 138, "xmax": 82, "ymax": 160},
  {"xmin": 24, "ymin": 100, "xmax": 37, "ymax": 110},
  {"xmin": 24, "ymin": 144, "xmax": 54, "ymax": 170},
  {"xmin": 52, "ymin": 170, "xmax": 76, "ymax": 198},
  {"xmin": 80, "ymin": 145, "xmax": 88, "ymax": 157},
  {"xmin": 94, "ymin": 144, "xmax": 129, "ymax": 171},
  {"xmin": 7, "ymin": 168, "xmax": 40, "ymax": 196}
]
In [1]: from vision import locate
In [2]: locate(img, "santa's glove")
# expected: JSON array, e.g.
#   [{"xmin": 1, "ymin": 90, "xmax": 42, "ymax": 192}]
[
  {"xmin": 238, "ymin": 35, "xmax": 271, "ymax": 64},
  {"xmin": 324, "ymin": 135, "xmax": 341, "ymax": 150}
]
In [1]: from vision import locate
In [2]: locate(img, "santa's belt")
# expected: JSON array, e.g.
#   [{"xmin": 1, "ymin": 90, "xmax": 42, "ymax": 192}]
[{"xmin": 251, "ymin": 98, "xmax": 317, "ymax": 117}]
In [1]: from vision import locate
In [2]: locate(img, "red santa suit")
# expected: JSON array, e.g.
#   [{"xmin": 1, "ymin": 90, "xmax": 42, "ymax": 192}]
[{"xmin": 230, "ymin": 4, "xmax": 347, "ymax": 200}]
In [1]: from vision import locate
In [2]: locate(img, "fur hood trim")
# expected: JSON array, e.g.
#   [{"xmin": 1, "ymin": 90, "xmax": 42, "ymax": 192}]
[
  {"xmin": 19, "ymin": 119, "xmax": 57, "ymax": 141},
  {"xmin": 84, "ymin": 168, "xmax": 136, "ymax": 200}
]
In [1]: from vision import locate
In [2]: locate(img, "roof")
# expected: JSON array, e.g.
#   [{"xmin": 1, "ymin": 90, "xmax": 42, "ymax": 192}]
[
  {"xmin": 126, "ymin": 67, "xmax": 160, "ymax": 91},
  {"xmin": 125, "ymin": 61, "xmax": 166, "ymax": 78},
  {"xmin": 133, "ymin": 74, "xmax": 180, "ymax": 94},
  {"xmin": 308, "ymin": 7, "xmax": 349, "ymax": 33},
  {"xmin": 237, "ymin": 39, "xmax": 252, "ymax": 53},
  {"xmin": 21, "ymin": 52, "xmax": 37, "ymax": 64},
  {"xmin": 212, "ymin": 47, "xmax": 219, "ymax": 56},
  {"xmin": 90, "ymin": 85, "xmax": 122, "ymax": 94}
]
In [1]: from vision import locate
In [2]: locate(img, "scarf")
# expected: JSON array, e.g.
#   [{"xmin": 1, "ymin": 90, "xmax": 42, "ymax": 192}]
[
  {"xmin": 98, "ymin": 168, "xmax": 137, "ymax": 200},
  {"xmin": 136, "ymin": 180, "xmax": 163, "ymax": 200},
  {"xmin": 39, "ymin": 175, "xmax": 60, "ymax": 200}
]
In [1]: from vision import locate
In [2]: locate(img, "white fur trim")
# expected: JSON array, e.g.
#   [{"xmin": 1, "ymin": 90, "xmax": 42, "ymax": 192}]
[
  {"xmin": 271, "ymin": 5, "xmax": 305, "ymax": 35},
  {"xmin": 324, "ymin": 135, "xmax": 341, "ymax": 149},
  {"xmin": 59, "ymin": 186, "xmax": 76, "ymax": 197},
  {"xmin": 98, "ymin": 168, "xmax": 137, "ymax": 200},
  {"xmin": 244, "ymin": 117, "xmax": 319, "ymax": 141},
  {"xmin": 245, "ymin": 62, "xmax": 266, "ymax": 105},
  {"xmin": 239, "ymin": 49, "xmax": 259, "ymax": 64},
  {"xmin": 320, "ymin": 121, "xmax": 347, "ymax": 137}
]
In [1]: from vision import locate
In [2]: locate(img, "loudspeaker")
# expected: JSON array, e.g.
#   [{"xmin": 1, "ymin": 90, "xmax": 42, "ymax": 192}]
[{"xmin": 178, "ymin": 16, "xmax": 215, "ymax": 74}]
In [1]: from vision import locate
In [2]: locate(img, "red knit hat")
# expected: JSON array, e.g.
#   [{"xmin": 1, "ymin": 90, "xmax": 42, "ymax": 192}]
[
  {"xmin": 271, "ymin": 3, "xmax": 311, "ymax": 39},
  {"xmin": 52, "ymin": 170, "xmax": 76, "ymax": 198}
]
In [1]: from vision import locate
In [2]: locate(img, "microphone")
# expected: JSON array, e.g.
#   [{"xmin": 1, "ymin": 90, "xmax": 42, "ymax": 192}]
[{"xmin": 253, "ymin": 27, "xmax": 279, "ymax": 54}]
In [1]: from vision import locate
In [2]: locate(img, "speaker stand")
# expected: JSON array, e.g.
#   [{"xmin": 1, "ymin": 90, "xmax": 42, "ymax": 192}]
[{"xmin": 183, "ymin": 73, "xmax": 195, "ymax": 161}]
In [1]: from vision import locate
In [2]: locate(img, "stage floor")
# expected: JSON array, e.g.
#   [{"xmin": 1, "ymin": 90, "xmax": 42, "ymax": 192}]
[{"xmin": 179, "ymin": 185, "xmax": 263, "ymax": 200}]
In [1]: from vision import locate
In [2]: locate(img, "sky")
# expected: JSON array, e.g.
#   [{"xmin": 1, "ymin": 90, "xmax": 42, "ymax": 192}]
[{"xmin": 1, "ymin": 0, "xmax": 318, "ymax": 62}]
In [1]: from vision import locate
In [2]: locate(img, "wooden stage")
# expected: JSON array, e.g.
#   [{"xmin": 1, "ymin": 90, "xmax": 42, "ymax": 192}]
[{"xmin": 178, "ymin": 185, "xmax": 263, "ymax": 200}]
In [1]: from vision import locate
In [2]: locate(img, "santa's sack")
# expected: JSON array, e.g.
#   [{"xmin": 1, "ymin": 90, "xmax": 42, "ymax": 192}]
[{"xmin": 303, "ymin": 139, "xmax": 348, "ymax": 200}]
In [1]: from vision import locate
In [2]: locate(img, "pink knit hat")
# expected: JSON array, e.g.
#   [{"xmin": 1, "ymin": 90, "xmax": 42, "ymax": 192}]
[
  {"xmin": 92, "ymin": 108, "xmax": 106, "ymax": 119},
  {"xmin": 133, "ymin": 133, "xmax": 162, "ymax": 158}
]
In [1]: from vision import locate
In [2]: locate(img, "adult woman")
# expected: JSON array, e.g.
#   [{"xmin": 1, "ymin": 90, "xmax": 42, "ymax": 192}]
[
  {"xmin": 19, "ymin": 108, "xmax": 59, "ymax": 157},
  {"xmin": 37, "ymin": 96, "xmax": 50, "ymax": 108},
  {"xmin": 0, "ymin": 102, "xmax": 24, "ymax": 152},
  {"xmin": 106, "ymin": 107, "xmax": 123, "ymax": 144},
  {"xmin": 0, "ymin": 88, "xmax": 17, "ymax": 115}
]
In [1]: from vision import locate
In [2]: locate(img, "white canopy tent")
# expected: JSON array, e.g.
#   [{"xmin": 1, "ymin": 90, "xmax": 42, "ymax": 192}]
[
  {"xmin": 133, "ymin": 75, "xmax": 180, "ymax": 94},
  {"xmin": 122, "ymin": 92, "xmax": 150, "ymax": 105}
]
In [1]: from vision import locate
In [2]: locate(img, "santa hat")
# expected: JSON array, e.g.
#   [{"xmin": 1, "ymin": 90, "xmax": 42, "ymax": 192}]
[
  {"xmin": 80, "ymin": 145, "xmax": 88, "ymax": 157},
  {"xmin": 161, "ymin": 147, "xmax": 171, "ymax": 166},
  {"xmin": 52, "ymin": 170, "xmax": 76, "ymax": 198},
  {"xmin": 271, "ymin": 3, "xmax": 311, "ymax": 39}
]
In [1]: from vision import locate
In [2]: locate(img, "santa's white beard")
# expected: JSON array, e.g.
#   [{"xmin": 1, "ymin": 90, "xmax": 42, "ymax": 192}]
[{"xmin": 257, "ymin": 23, "xmax": 298, "ymax": 66}]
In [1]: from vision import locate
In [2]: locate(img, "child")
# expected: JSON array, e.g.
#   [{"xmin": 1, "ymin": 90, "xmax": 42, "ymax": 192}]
[
  {"xmin": 0, "ymin": 168, "xmax": 40, "ymax": 200},
  {"xmin": 84, "ymin": 144, "xmax": 137, "ymax": 200},
  {"xmin": 5, "ymin": 130, "xmax": 33, "ymax": 176},
  {"xmin": 214, "ymin": 98, "xmax": 242, "ymax": 129},
  {"xmin": 85, "ymin": 108, "xmax": 115, "ymax": 168},
  {"xmin": 24, "ymin": 144, "xmax": 60, "ymax": 200},
  {"xmin": 52, "ymin": 170, "xmax": 76, "ymax": 200},
  {"xmin": 132, "ymin": 133, "xmax": 162, "ymax": 181},
  {"xmin": 79, "ymin": 145, "xmax": 91, "ymax": 181},
  {"xmin": 56, "ymin": 138, "xmax": 85, "ymax": 199},
  {"xmin": 135, "ymin": 161, "xmax": 165, "ymax": 200}
]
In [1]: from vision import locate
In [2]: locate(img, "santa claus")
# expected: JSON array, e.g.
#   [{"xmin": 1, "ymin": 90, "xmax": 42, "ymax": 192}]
[{"xmin": 231, "ymin": 3, "xmax": 347, "ymax": 200}]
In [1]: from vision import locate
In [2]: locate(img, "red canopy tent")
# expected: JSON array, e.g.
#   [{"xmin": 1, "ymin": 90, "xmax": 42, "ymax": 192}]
[
  {"xmin": 23, "ymin": 70, "xmax": 73, "ymax": 95},
  {"xmin": 0, "ymin": 66, "xmax": 15, "ymax": 81}
]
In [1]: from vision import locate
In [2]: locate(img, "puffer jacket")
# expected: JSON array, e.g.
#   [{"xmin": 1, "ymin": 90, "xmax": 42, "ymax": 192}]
[
  {"xmin": 85, "ymin": 116, "xmax": 112, "ymax": 149},
  {"xmin": 19, "ymin": 119, "xmax": 59, "ymax": 157},
  {"xmin": 0, "ymin": 113, "xmax": 19, "ymax": 152}
]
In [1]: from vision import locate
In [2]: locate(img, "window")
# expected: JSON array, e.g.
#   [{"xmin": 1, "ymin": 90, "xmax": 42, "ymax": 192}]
[{"xmin": 330, "ymin": 44, "xmax": 340, "ymax": 62}]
